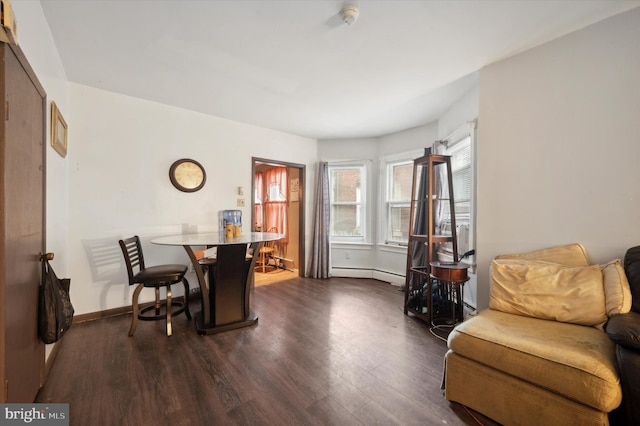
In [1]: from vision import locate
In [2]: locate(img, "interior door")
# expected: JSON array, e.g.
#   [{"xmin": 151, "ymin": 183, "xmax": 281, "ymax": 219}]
[{"xmin": 1, "ymin": 43, "xmax": 46, "ymax": 402}]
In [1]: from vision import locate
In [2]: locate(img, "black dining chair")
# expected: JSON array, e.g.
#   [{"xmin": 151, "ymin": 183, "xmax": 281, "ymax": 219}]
[{"xmin": 119, "ymin": 236, "xmax": 191, "ymax": 336}]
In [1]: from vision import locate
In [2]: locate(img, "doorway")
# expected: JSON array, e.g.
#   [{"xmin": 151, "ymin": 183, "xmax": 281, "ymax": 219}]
[{"xmin": 251, "ymin": 158, "xmax": 305, "ymax": 286}]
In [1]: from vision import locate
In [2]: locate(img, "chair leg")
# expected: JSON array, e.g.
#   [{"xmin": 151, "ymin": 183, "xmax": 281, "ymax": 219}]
[
  {"xmin": 182, "ymin": 278, "xmax": 192, "ymax": 320},
  {"xmin": 166, "ymin": 286, "xmax": 173, "ymax": 336},
  {"xmin": 154, "ymin": 287, "xmax": 161, "ymax": 316},
  {"xmin": 129, "ymin": 284, "xmax": 144, "ymax": 336}
]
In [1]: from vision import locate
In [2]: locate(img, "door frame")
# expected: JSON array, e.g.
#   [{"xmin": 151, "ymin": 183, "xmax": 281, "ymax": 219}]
[{"xmin": 251, "ymin": 157, "xmax": 305, "ymax": 277}]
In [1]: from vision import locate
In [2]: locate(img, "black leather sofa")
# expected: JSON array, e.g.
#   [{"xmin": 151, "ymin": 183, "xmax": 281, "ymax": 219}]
[{"xmin": 606, "ymin": 246, "xmax": 640, "ymax": 425}]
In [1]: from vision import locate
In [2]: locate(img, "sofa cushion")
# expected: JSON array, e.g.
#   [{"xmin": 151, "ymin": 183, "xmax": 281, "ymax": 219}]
[
  {"xmin": 495, "ymin": 243, "xmax": 590, "ymax": 266},
  {"xmin": 490, "ymin": 259, "xmax": 607, "ymax": 326},
  {"xmin": 448, "ymin": 309, "xmax": 622, "ymax": 412},
  {"xmin": 624, "ymin": 246, "xmax": 640, "ymax": 313},
  {"xmin": 601, "ymin": 259, "xmax": 632, "ymax": 316},
  {"xmin": 606, "ymin": 311, "xmax": 640, "ymax": 351}
]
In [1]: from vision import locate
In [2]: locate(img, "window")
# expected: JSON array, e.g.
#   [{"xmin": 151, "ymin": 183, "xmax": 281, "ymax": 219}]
[
  {"xmin": 439, "ymin": 121, "xmax": 476, "ymax": 268},
  {"xmin": 268, "ymin": 183, "xmax": 287, "ymax": 201},
  {"xmin": 385, "ymin": 160, "xmax": 414, "ymax": 244},
  {"xmin": 329, "ymin": 164, "xmax": 366, "ymax": 240},
  {"xmin": 263, "ymin": 167, "xmax": 288, "ymax": 235},
  {"xmin": 449, "ymin": 137, "xmax": 472, "ymax": 227},
  {"xmin": 254, "ymin": 167, "xmax": 288, "ymax": 233}
]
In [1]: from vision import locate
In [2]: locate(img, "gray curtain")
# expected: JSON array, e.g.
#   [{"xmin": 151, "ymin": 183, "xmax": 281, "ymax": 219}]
[{"xmin": 308, "ymin": 162, "xmax": 330, "ymax": 279}]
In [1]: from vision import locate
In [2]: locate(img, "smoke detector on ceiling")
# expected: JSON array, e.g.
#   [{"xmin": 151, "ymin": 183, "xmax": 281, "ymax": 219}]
[{"xmin": 341, "ymin": 5, "xmax": 359, "ymax": 26}]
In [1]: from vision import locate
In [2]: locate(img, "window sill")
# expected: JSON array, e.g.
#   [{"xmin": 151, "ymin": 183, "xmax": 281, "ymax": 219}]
[{"xmin": 378, "ymin": 243, "xmax": 407, "ymax": 254}]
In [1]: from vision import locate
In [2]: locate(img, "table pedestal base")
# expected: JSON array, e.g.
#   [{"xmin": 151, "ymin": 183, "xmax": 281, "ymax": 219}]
[{"xmin": 194, "ymin": 310, "xmax": 258, "ymax": 335}]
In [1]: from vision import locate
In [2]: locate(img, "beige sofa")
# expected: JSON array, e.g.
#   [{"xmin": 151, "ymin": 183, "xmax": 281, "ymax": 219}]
[{"xmin": 444, "ymin": 244, "xmax": 630, "ymax": 425}]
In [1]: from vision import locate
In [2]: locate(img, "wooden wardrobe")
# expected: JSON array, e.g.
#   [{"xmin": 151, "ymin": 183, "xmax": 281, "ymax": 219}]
[{"xmin": 0, "ymin": 41, "xmax": 47, "ymax": 402}]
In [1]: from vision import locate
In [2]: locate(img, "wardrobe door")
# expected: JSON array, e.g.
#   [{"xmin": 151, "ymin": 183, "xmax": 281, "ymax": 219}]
[{"xmin": 1, "ymin": 42, "xmax": 46, "ymax": 402}]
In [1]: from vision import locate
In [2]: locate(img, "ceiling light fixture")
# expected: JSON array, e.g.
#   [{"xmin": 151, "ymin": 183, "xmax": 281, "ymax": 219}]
[{"xmin": 341, "ymin": 5, "xmax": 359, "ymax": 26}]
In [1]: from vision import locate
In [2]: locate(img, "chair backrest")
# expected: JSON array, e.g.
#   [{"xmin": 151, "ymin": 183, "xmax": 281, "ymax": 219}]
[
  {"xmin": 119, "ymin": 236, "xmax": 146, "ymax": 285},
  {"xmin": 264, "ymin": 227, "xmax": 277, "ymax": 249}
]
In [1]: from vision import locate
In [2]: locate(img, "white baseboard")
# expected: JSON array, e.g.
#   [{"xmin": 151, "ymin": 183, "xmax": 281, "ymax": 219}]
[
  {"xmin": 331, "ymin": 268, "xmax": 405, "ymax": 286},
  {"xmin": 330, "ymin": 268, "xmax": 373, "ymax": 279},
  {"xmin": 372, "ymin": 270, "xmax": 405, "ymax": 286}
]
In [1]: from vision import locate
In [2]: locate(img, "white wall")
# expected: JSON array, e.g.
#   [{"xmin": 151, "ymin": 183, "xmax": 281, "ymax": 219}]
[
  {"xmin": 15, "ymin": 0, "xmax": 640, "ymax": 318},
  {"xmin": 13, "ymin": 0, "xmax": 318, "ymax": 317},
  {"xmin": 68, "ymin": 84, "xmax": 317, "ymax": 314},
  {"xmin": 476, "ymin": 7, "xmax": 640, "ymax": 309},
  {"xmin": 374, "ymin": 124, "xmax": 438, "ymax": 282},
  {"xmin": 438, "ymin": 84, "xmax": 478, "ymax": 140},
  {"xmin": 12, "ymin": 0, "xmax": 70, "ymax": 359},
  {"xmin": 319, "ymin": 92, "xmax": 482, "ymax": 299},
  {"xmin": 12, "ymin": 0, "xmax": 69, "ymax": 276},
  {"xmin": 319, "ymin": 122, "xmax": 439, "ymax": 284},
  {"xmin": 318, "ymin": 138, "xmax": 378, "ymax": 275},
  {"xmin": 437, "ymin": 86, "xmax": 480, "ymax": 308},
  {"xmin": 378, "ymin": 124, "xmax": 436, "ymax": 158}
]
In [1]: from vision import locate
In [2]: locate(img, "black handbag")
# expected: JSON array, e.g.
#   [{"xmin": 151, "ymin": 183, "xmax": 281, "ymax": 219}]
[{"xmin": 38, "ymin": 257, "xmax": 74, "ymax": 344}]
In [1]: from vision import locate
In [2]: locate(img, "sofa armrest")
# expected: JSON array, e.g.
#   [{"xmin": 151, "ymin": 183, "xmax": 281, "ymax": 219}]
[{"xmin": 606, "ymin": 311, "xmax": 640, "ymax": 350}]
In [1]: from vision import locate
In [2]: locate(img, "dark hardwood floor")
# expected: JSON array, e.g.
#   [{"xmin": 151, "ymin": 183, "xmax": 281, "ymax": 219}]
[{"xmin": 36, "ymin": 277, "xmax": 490, "ymax": 425}]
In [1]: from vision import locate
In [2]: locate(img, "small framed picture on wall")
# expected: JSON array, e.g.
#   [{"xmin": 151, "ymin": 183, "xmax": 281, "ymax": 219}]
[{"xmin": 51, "ymin": 101, "xmax": 68, "ymax": 158}]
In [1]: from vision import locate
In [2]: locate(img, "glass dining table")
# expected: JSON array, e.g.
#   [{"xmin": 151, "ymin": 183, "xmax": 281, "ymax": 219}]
[{"xmin": 152, "ymin": 231, "xmax": 284, "ymax": 335}]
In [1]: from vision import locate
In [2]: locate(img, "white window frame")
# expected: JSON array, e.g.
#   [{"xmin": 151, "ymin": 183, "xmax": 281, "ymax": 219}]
[
  {"xmin": 380, "ymin": 150, "xmax": 423, "ymax": 246},
  {"xmin": 328, "ymin": 162, "xmax": 367, "ymax": 242},
  {"xmin": 439, "ymin": 120, "xmax": 477, "ymax": 271}
]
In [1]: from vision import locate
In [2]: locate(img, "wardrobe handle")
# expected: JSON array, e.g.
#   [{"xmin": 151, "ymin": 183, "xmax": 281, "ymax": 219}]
[{"xmin": 40, "ymin": 252, "xmax": 54, "ymax": 261}]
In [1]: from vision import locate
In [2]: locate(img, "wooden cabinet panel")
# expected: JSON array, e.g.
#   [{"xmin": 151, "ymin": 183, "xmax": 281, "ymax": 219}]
[{"xmin": 0, "ymin": 42, "xmax": 47, "ymax": 403}]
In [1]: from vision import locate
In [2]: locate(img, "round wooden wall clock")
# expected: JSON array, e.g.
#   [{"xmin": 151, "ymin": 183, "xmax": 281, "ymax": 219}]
[{"xmin": 169, "ymin": 158, "xmax": 206, "ymax": 192}]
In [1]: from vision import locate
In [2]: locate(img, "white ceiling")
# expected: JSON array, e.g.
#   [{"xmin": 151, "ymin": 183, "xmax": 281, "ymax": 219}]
[{"xmin": 39, "ymin": 0, "xmax": 640, "ymax": 140}]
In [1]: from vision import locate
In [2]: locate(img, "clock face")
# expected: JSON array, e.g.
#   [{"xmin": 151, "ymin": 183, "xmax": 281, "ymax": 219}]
[{"xmin": 169, "ymin": 159, "xmax": 206, "ymax": 192}]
